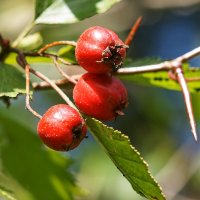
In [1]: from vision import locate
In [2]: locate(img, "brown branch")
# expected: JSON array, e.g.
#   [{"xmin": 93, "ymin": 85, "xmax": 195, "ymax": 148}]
[
  {"xmin": 29, "ymin": 67, "xmax": 78, "ymax": 111},
  {"xmin": 176, "ymin": 46, "xmax": 200, "ymax": 62},
  {"xmin": 186, "ymin": 77, "xmax": 200, "ymax": 82},
  {"xmin": 38, "ymin": 41, "xmax": 77, "ymax": 54},
  {"xmin": 51, "ymin": 56, "xmax": 77, "ymax": 85},
  {"xmin": 25, "ymin": 63, "xmax": 42, "ymax": 119},
  {"xmin": 117, "ymin": 46, "xmax": 200, "ymax": 141},
  {"xmin": 117, "ymin": 62, "xmax": 172, "ymax": 74},
  {"xmin": 16, "ymin": 51, "xmax": 42, "ymax": 119},
  {"xmin": 0, "ymin": 34, "xmax": 10, "ymax": 61},
  {"xmin": 117, "ymin": 47, "xmax": 200, "ymax": 75},
  {"xmin": 32, "ymin": 78, "xmax": 69, "ymax": 90},
  {"xmin": 32, "ymin": 75, "xmax": 82, "ymax": 90}
]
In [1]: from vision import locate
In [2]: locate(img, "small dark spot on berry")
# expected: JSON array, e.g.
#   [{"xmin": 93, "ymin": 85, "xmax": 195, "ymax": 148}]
[
  {"xmin": 72, "ymin": 124, "xmax": 83, "ymax": 139},
  {"xmin": 61, "ymin": 144, "xmax": 67, "ymax": 151}
]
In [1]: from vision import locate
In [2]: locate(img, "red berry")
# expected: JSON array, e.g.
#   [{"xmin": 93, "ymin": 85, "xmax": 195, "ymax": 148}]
[
  {"xmin": 37, "ymin": 104, "xmax": 87, "ymax": 151},
  {"xmin": 75, "ymin": 26, "xmax": 127, "ymax": 74},
  {"xmin": 73, "ymin": 73, "xmax": 128, "ymax": 120}
]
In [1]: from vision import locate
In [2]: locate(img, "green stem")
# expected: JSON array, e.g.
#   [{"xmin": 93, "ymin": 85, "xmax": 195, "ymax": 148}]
[{"xmin": 12, "ymin": 22, "xmax": 35, "ymax": 48}]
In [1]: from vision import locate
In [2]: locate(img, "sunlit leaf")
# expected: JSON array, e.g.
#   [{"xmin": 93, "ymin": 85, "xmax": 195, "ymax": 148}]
[
  {"xmin": 86, "ymin": 117, "xmax": 166, "ymax": 200},
  {"xmin": 0, "ymin": 185, "xmax": 16, "ymax": 200},
  {"xmin": 0, "ymin": 62, "xmax": 26, "ymax": 98},
  {"xmin": 17, "ymin": 33, "xmax": 43, "ymax": 51},
  {"xmin": 35, "ymin": 0, "xmax": 121, "ymax": 24}
]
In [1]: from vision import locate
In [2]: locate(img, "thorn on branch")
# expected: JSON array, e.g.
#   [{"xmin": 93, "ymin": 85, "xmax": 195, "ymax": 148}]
[
  {"xmin": 124, "ymin": 16, "xmax": 143, "ymax": 46},
  {"xmin": 169, "ymin": 61, "xmax": 198, "ymax": 141},
  {"xmin": 176, "ymin": 71, "xmax": 198, "ymax": 141}
]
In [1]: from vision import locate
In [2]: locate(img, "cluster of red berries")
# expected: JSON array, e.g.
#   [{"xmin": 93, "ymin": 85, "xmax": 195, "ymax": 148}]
[{"xmin": 37, "ymin": 26, "xmax": 129, "ymax": 151}]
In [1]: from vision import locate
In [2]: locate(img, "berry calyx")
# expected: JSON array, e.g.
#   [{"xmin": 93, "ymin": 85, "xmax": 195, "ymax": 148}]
[
  {"xmin": 37, "ymin": 104, "xmax": 87, "ymax": 151},
  {"xmin": 73, "ymin": 73, "xmax": 128, "ymax": 120},
  {"xmin": 75, "ymin": 26, "xmax": 128, "ymax": 74}
]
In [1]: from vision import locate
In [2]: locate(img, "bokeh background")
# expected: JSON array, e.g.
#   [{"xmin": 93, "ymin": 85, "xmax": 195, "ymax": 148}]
[{"xmin": 1, "ymin": 0, "xmax": 200, "ymax": 199}]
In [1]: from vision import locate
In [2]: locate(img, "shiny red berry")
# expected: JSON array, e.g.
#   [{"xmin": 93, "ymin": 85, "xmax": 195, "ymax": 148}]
[
  {"xmin": 73, "ymin": 73, "xmax": 128, "ymax": 120},
  {"xmin": 37, "ymin": 104, "xmax": 87, "ymax": 151},
  {"xmin": 75, "ymin": 26, "xmax": 127, "ymax": 74}
]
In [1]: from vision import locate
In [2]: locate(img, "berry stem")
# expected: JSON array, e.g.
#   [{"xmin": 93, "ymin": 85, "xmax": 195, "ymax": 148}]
[
  {"xmin": 32, "ymin": 78, "xmax": 69, "ymax": 90},
  {"xmin": 16, "ymin": 51, "xmax": 42, "ymax": 119},
  {"xmin": 51, "ymin": 56, "xmax": 77, "ymax": 85},
  {"xmin": 38, "ymin": 41, "xmax": 77, "ymax": 54},
  {"xmin": 29, "ymin": 67, "xmax": 78, "ymax": 111},
  {"xmin": 32, "ymin": 75, "xmax": 81, "ymax": 90},
  {"xmin": 25, "ymin": 62, "xmax": 42, "ymax": 119}
]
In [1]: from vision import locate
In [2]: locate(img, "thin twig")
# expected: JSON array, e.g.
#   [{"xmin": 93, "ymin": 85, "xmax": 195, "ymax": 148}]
[
  {"xmin": 25, "ymin": 63, "xmax": 42, "ymax": 119},
  {"xmin": 186, "ymin": 77, "xmax": 200, "ymax": 82},
  {"xmin": 16, "ymin": 51, "xmax": 42, "ymax": 119},
  {"xmin": 29, "ymin": 67, "xmax": 78, "ymax": 111},
  {"xmin": 177, "ymin": 46, "xmax": 200, "ymax": 62},
  {"xmin": 38, "ymin": 41, "xmax": 77, "ymax": 54},
  {"xmin": 51, "ymin": 56, "xmax": 77, "ymax": 84},
  {"xmin": 117, "ymin": 47, "xmax": 200, "ymax": 75},
  {"xmin": 124, "ymin": 16, "xmax": 143, "ymax": 46},
  {"xmin": 117, "ymin": 62, "xmax": 172, "ymax": 74},
  {"xmin": 32, "ymin": 75, "xmax": 82, "ymax": 90},
  {"xmin": 58, "ymin": 57, "xmax": 72, "ymax": 65},
  {"xmin": 32, "ymin": 78, "xmax": 69, "ymax": 90}
]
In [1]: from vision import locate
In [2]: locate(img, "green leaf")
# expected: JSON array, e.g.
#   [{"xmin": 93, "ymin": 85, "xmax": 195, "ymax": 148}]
[
  {"xmin": 0, "ymin": 113, "xmax": 79, "ymax": 200},
  {"xmin": 86, "ymin": 118, "xmax": 166, "ymax": 200},
  {"xmin": 58, "ymin": 46, "xmax": 76, "ymax": 63},
  {"xmin": 35, "ymin": 0, "xmax": 121, "ymax": 24},
  {"xmin": 5, "ymin": 53, "xmax": 52, "ymax": 66},
  {"xmin": 120, "ymin": 59, "xmax": 200, "ymax": 94},
  {"xmin": 35, "ymin": 0, "xmax": 54, "ymax": 19},
  {"xmin": 0, "ymin": 62, "xmax": 26, "ymax": 98},
  {"xmin": 17, "ymin": 33, "xmax": 43, "ymax": 51},
  {"xmin": 0, "ymin": 186, "xmax": 16, "ymax": 200}
]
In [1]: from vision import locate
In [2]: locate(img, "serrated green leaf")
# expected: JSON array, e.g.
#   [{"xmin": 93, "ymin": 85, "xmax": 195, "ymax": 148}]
[
  {"xmin": 0, "ymin": 62, "xmax": 26, "ymax": 98},
  {"xmin": 0, "ymin": 113, "xmax": 79, "ymax": 200},
  {"xmin": 86, "ymin": 118, "xmax": 166, "ymax": 200},
  {"xmin": 120, "ymin": 59, "xmax": 200, "ymax": 94},
  {"xmin": 35, "ymin": 0, "xmax": 121, "ymax": 24}
]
